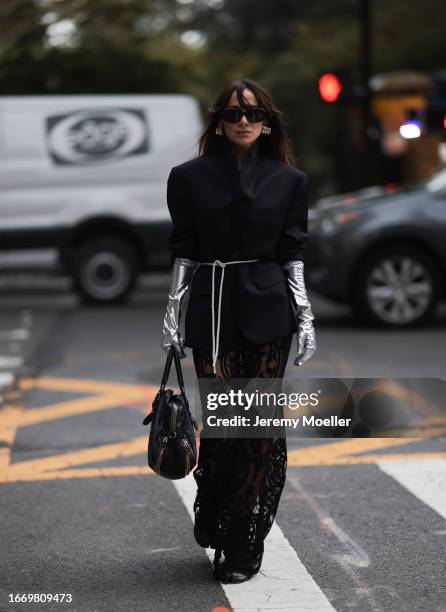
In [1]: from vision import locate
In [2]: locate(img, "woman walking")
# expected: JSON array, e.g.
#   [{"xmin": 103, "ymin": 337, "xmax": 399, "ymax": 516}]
[{"xmin": 161, "ymin": 78, "xmax": 316, "ymax": 583}]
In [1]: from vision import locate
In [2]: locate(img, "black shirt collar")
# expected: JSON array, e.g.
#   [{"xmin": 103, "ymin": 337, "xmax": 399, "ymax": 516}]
[{"xmin": 223, "ymin": 137, "xmax": 260, "ymax": 169}]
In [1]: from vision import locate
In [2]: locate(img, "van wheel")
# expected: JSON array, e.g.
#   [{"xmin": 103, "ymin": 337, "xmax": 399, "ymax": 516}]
[
  {"xmin": 352, "ymin": 245, "xmax": 440, "ymax": 326},
  {"xmin": 71, "ymin": 236, "xmax": 138, "ymax": 304}
]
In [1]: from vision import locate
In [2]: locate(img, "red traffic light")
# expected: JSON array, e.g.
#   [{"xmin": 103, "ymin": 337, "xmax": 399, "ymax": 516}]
[{"xmin": 318, "ymin": 73, "xmax": 343, "ymax": 103}]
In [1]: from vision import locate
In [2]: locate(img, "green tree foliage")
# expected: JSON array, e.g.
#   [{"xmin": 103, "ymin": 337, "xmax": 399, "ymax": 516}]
[
  {"xmin": 1, "ymin": 0, "xmax": 445, "ymax": 190},
  {"xmin": 0, "ymin": 0, "xmax": 198, "ymax": 93}
]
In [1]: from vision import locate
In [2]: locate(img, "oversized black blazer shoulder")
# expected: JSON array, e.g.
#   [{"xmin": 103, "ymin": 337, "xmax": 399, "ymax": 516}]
[{"xmin": 166, "ymin": 151, "xmax": 309, "ymax": 267}]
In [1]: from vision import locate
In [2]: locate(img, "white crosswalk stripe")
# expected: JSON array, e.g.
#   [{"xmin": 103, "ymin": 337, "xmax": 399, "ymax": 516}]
[
  {"xmin": 173, "ymin": 472, "xmax": 336, "ymax": 612},
  {"xmin": 377, "ymin": 458, "xmax": 446, "ymax": 520}
]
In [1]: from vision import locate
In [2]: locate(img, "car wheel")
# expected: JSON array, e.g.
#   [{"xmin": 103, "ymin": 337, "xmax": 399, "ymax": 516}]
[
  {"xmin": 71, "ymin": 236, "xmax": 139, "ymax": 304},
  {"xmin": 353, "ymin": 245, "xmax": 440, "ymax": 326}
]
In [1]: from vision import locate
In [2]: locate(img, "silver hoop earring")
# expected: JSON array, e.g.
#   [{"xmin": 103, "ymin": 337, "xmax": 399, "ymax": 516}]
[
  {"xmin": 215, "ymin": 125, "xmax": 223, "ymax": 136},
  {"xmin": 262, "ymin": 125, "xmax": 271, "ymax": 135}
]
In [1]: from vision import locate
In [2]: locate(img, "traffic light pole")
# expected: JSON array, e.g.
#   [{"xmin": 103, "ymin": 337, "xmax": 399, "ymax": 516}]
[
  {"xmin": 359, "ymin": 0, "xmax": 377, "ymax": 185},
  {"xmin": 359, "ymin": 0, "xmax": 371, "ymax": 107}
]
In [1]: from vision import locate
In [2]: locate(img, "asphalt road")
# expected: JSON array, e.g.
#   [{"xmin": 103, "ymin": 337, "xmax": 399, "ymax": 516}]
[{"xmin": 0, "ymin": 273, "xmax": 445, "ymax": 612}]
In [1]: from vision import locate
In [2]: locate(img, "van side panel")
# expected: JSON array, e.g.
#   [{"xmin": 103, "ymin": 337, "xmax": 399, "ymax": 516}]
[{"xmin": 0, "ymin": 94, "xmax": 202, "ymax": 270}]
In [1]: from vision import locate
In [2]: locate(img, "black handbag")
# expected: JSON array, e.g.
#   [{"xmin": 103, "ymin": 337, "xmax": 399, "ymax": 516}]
[{"xmin": 142, "ymin": 347, "xmax": 199, "ymax": 479}]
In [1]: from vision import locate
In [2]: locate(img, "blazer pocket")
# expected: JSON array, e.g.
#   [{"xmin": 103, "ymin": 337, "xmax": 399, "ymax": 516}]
[{"xmin": 251, "ymin": 268, "xmax": 287, "ymax": 289}]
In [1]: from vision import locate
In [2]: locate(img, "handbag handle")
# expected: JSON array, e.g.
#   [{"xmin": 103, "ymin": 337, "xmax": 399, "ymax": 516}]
[
  {"xmin": 160, "ymin": 346, "xmax": 186, "ymax": 395},
  {"xmin": 143, "ymin": 346, "xmax": 198, "ymax": 429}
]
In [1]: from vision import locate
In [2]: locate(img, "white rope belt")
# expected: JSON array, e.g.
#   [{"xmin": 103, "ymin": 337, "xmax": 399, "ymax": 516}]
[{"xmin": 199, "ymin": 258, "xmax": 260, "ymax": 373}]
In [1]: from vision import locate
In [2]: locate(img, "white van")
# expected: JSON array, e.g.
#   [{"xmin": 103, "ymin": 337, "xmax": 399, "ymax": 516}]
[{"xmin": 0, "ymin": 94, "xmax": 203, "ymax": 303}]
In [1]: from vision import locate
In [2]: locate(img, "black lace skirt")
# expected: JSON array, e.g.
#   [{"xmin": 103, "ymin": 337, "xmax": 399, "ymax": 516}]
[{"xmin": 191, "ymin": 329, "xmax": 292, "ymax": 574}]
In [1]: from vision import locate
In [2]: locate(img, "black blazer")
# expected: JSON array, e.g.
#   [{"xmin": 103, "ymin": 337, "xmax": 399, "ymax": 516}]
[{"xmin": 166, "ymin": 138, "xmax": 309, "ymax": 353}]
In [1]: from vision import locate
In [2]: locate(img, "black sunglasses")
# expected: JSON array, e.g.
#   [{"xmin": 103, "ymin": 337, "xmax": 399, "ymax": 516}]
[{"xmin": 220, "ymin": 106, "xmax": 267, "ymax": 123}]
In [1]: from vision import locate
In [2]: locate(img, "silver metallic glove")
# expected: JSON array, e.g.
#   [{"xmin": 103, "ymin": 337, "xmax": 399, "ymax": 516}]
[
  {"xmin": 161, "ymin": 257, "xmax": 200, "ymax": 358},
  {"xmin": 282, "ymin": 260, "xmax": 316, "ymax": 367}
]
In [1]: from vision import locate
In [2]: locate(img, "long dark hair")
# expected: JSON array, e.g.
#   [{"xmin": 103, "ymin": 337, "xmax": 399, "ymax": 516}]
[{"xmin": 197, "ymin": 78, "xmax": 296, "ymax": 166}]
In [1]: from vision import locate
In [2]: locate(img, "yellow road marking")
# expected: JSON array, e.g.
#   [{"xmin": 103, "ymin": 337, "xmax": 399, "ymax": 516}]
[
  {"xmin": 284, "ymin": 378, "xmax": 444, "ymax": 421},
  {"xmin": 19, "ymin": 376, "xmax": 152, "ymax": 394},
  {"xmin": 1, "ymin": 376, "xmax": 445, "ymax": 484},
  {"xmin": 1, "ymin": 436, "xmax": 152, "ymax": 483},
  {"xmin": 0, "ymin": 405, "xmax": 24, "ymax": 471},
  {"xmin": 1, "ymin": 376, "xmax": 159, "ymax": 484},
  {"xmin": 287, "ymin": 435, "xmax": 446, "ymax": 466},
  {"xmin": 3, "ymin": 466, "xmax": 151, "ymax": 482},
  {"xmin": 7, "ymin": 435, "xmax": 148, "ymax": 473},
  {"xmin": 19, "ymin": 393, "xmax": 145, "ymax": 427},
  {"xmin": 16, "ymin": 376, "xmax": 154, "ymax": 427}
]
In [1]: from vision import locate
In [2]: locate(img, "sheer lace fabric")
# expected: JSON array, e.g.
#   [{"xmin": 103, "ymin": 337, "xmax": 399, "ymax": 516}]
[{"xmin": 192, "ymin": 329, "xmax": 292, "ymax": 574}]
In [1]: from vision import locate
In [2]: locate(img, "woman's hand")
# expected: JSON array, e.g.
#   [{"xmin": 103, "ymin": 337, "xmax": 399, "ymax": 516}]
[
  {"xmin": 282, "ymin": 259, "xmax": 317, "ymax": 367},
  {"xmin": 161, "ymin": 257, "xmax": 200, "ymax": 358}
]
